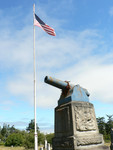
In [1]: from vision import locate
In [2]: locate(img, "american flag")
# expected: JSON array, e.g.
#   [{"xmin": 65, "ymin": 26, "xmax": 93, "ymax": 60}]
[{"xmin": 34, "ymin": 13, "xmax": 56, "ymax": 36}]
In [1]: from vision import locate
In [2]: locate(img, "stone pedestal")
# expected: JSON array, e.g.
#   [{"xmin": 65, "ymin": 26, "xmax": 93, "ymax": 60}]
[
  {"xmin": 52, "ymin": 101, "xmax": 109, "ymax": 150},
  {"xmin": 110, "ymin": 128, "xmax": 113, "ymax": 150}
]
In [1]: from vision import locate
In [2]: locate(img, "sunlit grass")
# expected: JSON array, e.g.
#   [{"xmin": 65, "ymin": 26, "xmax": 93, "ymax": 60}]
[
  {"xmin": 0, "ymin": 146, "xmax": 44, "ymax": 150},
  {"xmin": 105, "ymin": 142, "xmax": 111, "ymax": 147},
  {"xmin": 0, "ymin": 146, "xmax": 25, "ymax": 150}
]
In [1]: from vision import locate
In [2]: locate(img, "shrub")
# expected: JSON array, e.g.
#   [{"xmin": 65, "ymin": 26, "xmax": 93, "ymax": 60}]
[
  {"xmin": 24, "ymin": 131, "xmax": 45, "ymax": 148},
  {"xmin": 24, "ymin": 132, "xmax": 34, "ymax": 149},
  {"xmin": 46, "ymin": 133, "xmax": 54, "ymax": 145},
  {"xmin": 0, "ymin": 141, "xmax": 4, "ymax": 146},
  {"xmin": 38, "ymin": 132, "xmax": 45, "ymax": 145},
  {"xmin": 5, "ymin": 133, "xmax": 24, "ymax": 146},
  {"xmin": 104, "ymin": 134, "xmax": 111, "ymax": 143}
]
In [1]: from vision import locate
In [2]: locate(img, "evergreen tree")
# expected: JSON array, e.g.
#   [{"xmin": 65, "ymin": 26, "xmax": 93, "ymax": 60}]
[
  {"xmin": 9, "ymin": 125, "xmax": 16, "ymax": 134},
  {"xmin": 26, "ymin": 119, "xmax": 39, "ymax": 132},
  {"xmin": 1, "ymin": 124, "xmax": 9, "ymax": 137},
  {"xmin": 97, "ymin": 117, "xmax": 106, "ymax": 135},
  {"xmin": 105, "ymin": 115, "xmax": 113, "ymax": 135}
]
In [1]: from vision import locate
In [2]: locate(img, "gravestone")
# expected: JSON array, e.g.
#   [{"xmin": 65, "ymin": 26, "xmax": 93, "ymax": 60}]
[
  {"xmin": 44, "ymin": 76, "xmax": 110, "ymax": 150},
  {"xmin": 45, "ymin": 139, "xmax": 47, "ymax": 150},
  {"xmin": 47, "ymin": 143, "xmax": 51, "ymax": 150}
]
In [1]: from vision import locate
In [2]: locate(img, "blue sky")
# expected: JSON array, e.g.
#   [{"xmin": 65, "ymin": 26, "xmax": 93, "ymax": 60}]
[{"xmin": 0, "ymin": 0, "xmax": 113, "ymax": 133}]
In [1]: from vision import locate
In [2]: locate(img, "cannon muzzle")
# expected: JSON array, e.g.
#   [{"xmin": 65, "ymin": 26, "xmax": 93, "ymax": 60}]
[{"xmin": 44, "ymin": 76, "xmax": 70, "ymax": 90}]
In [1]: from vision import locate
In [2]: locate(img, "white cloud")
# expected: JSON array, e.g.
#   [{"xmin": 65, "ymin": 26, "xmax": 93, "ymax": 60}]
[
  {"xmin": 0, "ymin": 7, "xmax": 113, "ymax": 111},
  {"xmin": 0, "ymin": 121, "xmax": 28, "ymax": 129},
  {"xmin": 1, "ymin": 27, "xmax": 112, "ymax": 109},
  {"xmin": 40, "ymin": 126, "xmax": 54, "ymax": 134},
  {"xmin": 7, "ymin": 73, "xmax": 33, "ymax": 96},
  {"xmin": 62, "ymin": 59, "xmax": 113, "ymax": 104}
]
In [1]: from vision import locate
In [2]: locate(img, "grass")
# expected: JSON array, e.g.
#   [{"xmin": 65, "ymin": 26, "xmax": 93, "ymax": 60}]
[
  {"xmin": 0, "ymin": 144, "xmax": 111, "ymax": 149},
  {"xmin": 0, "ymin": 146, "xmax": 25, "ymax": 150},
  {"xmin": 0, "ymin": 146, "xmax": 44, "ymax": 150},
  {"xmin": 105, "ymin": 142, "xmax": 111, "ymax": 147}
]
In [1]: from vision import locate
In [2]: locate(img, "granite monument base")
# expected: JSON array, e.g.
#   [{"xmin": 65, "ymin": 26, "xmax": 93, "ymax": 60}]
[
  {"xmin": 110, "ymin": 128, "xmax": 113, "ymax": 150},
  {"xmin": 52, "ymin": 101, "xmax": 110, "ymax": 150}
]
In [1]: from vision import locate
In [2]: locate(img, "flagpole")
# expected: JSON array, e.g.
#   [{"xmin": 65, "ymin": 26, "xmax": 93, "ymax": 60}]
[{"xmin": 33, "ymin": 4, "xmax": 38, "ymax": 150}]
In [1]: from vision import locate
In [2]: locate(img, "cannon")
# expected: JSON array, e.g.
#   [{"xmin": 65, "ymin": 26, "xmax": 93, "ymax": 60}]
[{"xmin": 44, "ymin": 76, "xmax": 90, "ymax": 105}]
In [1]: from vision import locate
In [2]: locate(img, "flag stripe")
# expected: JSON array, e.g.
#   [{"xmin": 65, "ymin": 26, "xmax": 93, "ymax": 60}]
[
  {"xmin": 41, "ymin": 25, "xmax": 54, "ymax": 32},
  {"xmin": 34, "ymin": 13, "xmax": 56, "ymax": 36},
  {"xmin": 46, "ymin": 32, "xmax": 56, "ymax": 36},
  {"xmin": 42, "ymin": 24, "xmax": 54, "ymax": 31},
  {"xmin": 41, "ymin": 26, "xmax": 54, "ymax": 33},
  {"xmin": 34, "ymin": 20, "xmax": 42, "ymax": 28},
  {"xmin": 43, "ymin": 29, "xmax": 54, "ymax": 34},
  {"xmin": 44, "ymin": 30, "xmax": 55, "ymax": 36},
  {"xmin": 45, "ymin": 30, "xmax": 53, "ymax": 34},
  {"xmin": 34, "ymin": 19, "xmax": 56, "ymax": 36}
]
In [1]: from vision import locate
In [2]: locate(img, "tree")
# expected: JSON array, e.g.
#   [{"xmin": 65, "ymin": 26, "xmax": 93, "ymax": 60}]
[
  {"xmin": 97, "ymin": 117, "xmax": 106, "ymax": 135},
  {"xmin": 24, "ymin": 132, "xmax": 34, "ymax": 149},
  {"xmin": 25, "ymin": 120, "xmax": 45, "ymax": 148},
  {"xmin": 97, "ymin": 115, "xmax": 113, "ymax": 142},
  {"xmin": 0, "ymin": 126, "xmax": 1, "ymax": 132},
  {"xmin": 0, "ymin": 134, "xmax": 3, "ymax": 142},
  {"xmin": 105, "ymin": 115, "xmax": 113, "ymax": 135},
  {"xmin": 1, "ymin": 124, "xmax": 18, "ymax": 140},
  {"xmin": 9, "ymin": 125, "xmax": 16, "ymax": 134},
  {"xmin": 38, "ymin": 132, "xmax": 45, "ymax": 145},
  {"xmin": 1, "ymin": 124, "xmax": 10, "ymax": 138},
  {"xmin": 26, "ymin": 119, "xmax": 39, "ymax": 132}
]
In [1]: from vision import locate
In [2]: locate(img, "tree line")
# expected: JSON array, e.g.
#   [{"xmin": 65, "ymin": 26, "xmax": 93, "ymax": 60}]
[
  {"xmin": 97, "ymin": 115, "xmax": 113, "ymax": 142},
  {"xmin": 0, "ymin": 115, "xmax": 112, "ymax": 148},
  {"xmin": 0, "ymin": 119, "xmax": 54, "ymax": 149}
]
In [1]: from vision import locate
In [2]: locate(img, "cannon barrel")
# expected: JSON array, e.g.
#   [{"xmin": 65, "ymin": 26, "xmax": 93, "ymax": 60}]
[{"xmin": 44, "ymin": 76, "xmax": 70, "ymax": 90}]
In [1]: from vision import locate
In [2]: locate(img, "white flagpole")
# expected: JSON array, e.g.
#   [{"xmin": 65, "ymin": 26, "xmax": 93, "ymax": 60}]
[{"xmin": 33, "ymin": 4, "xmax": 38, "ymax": 150}]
